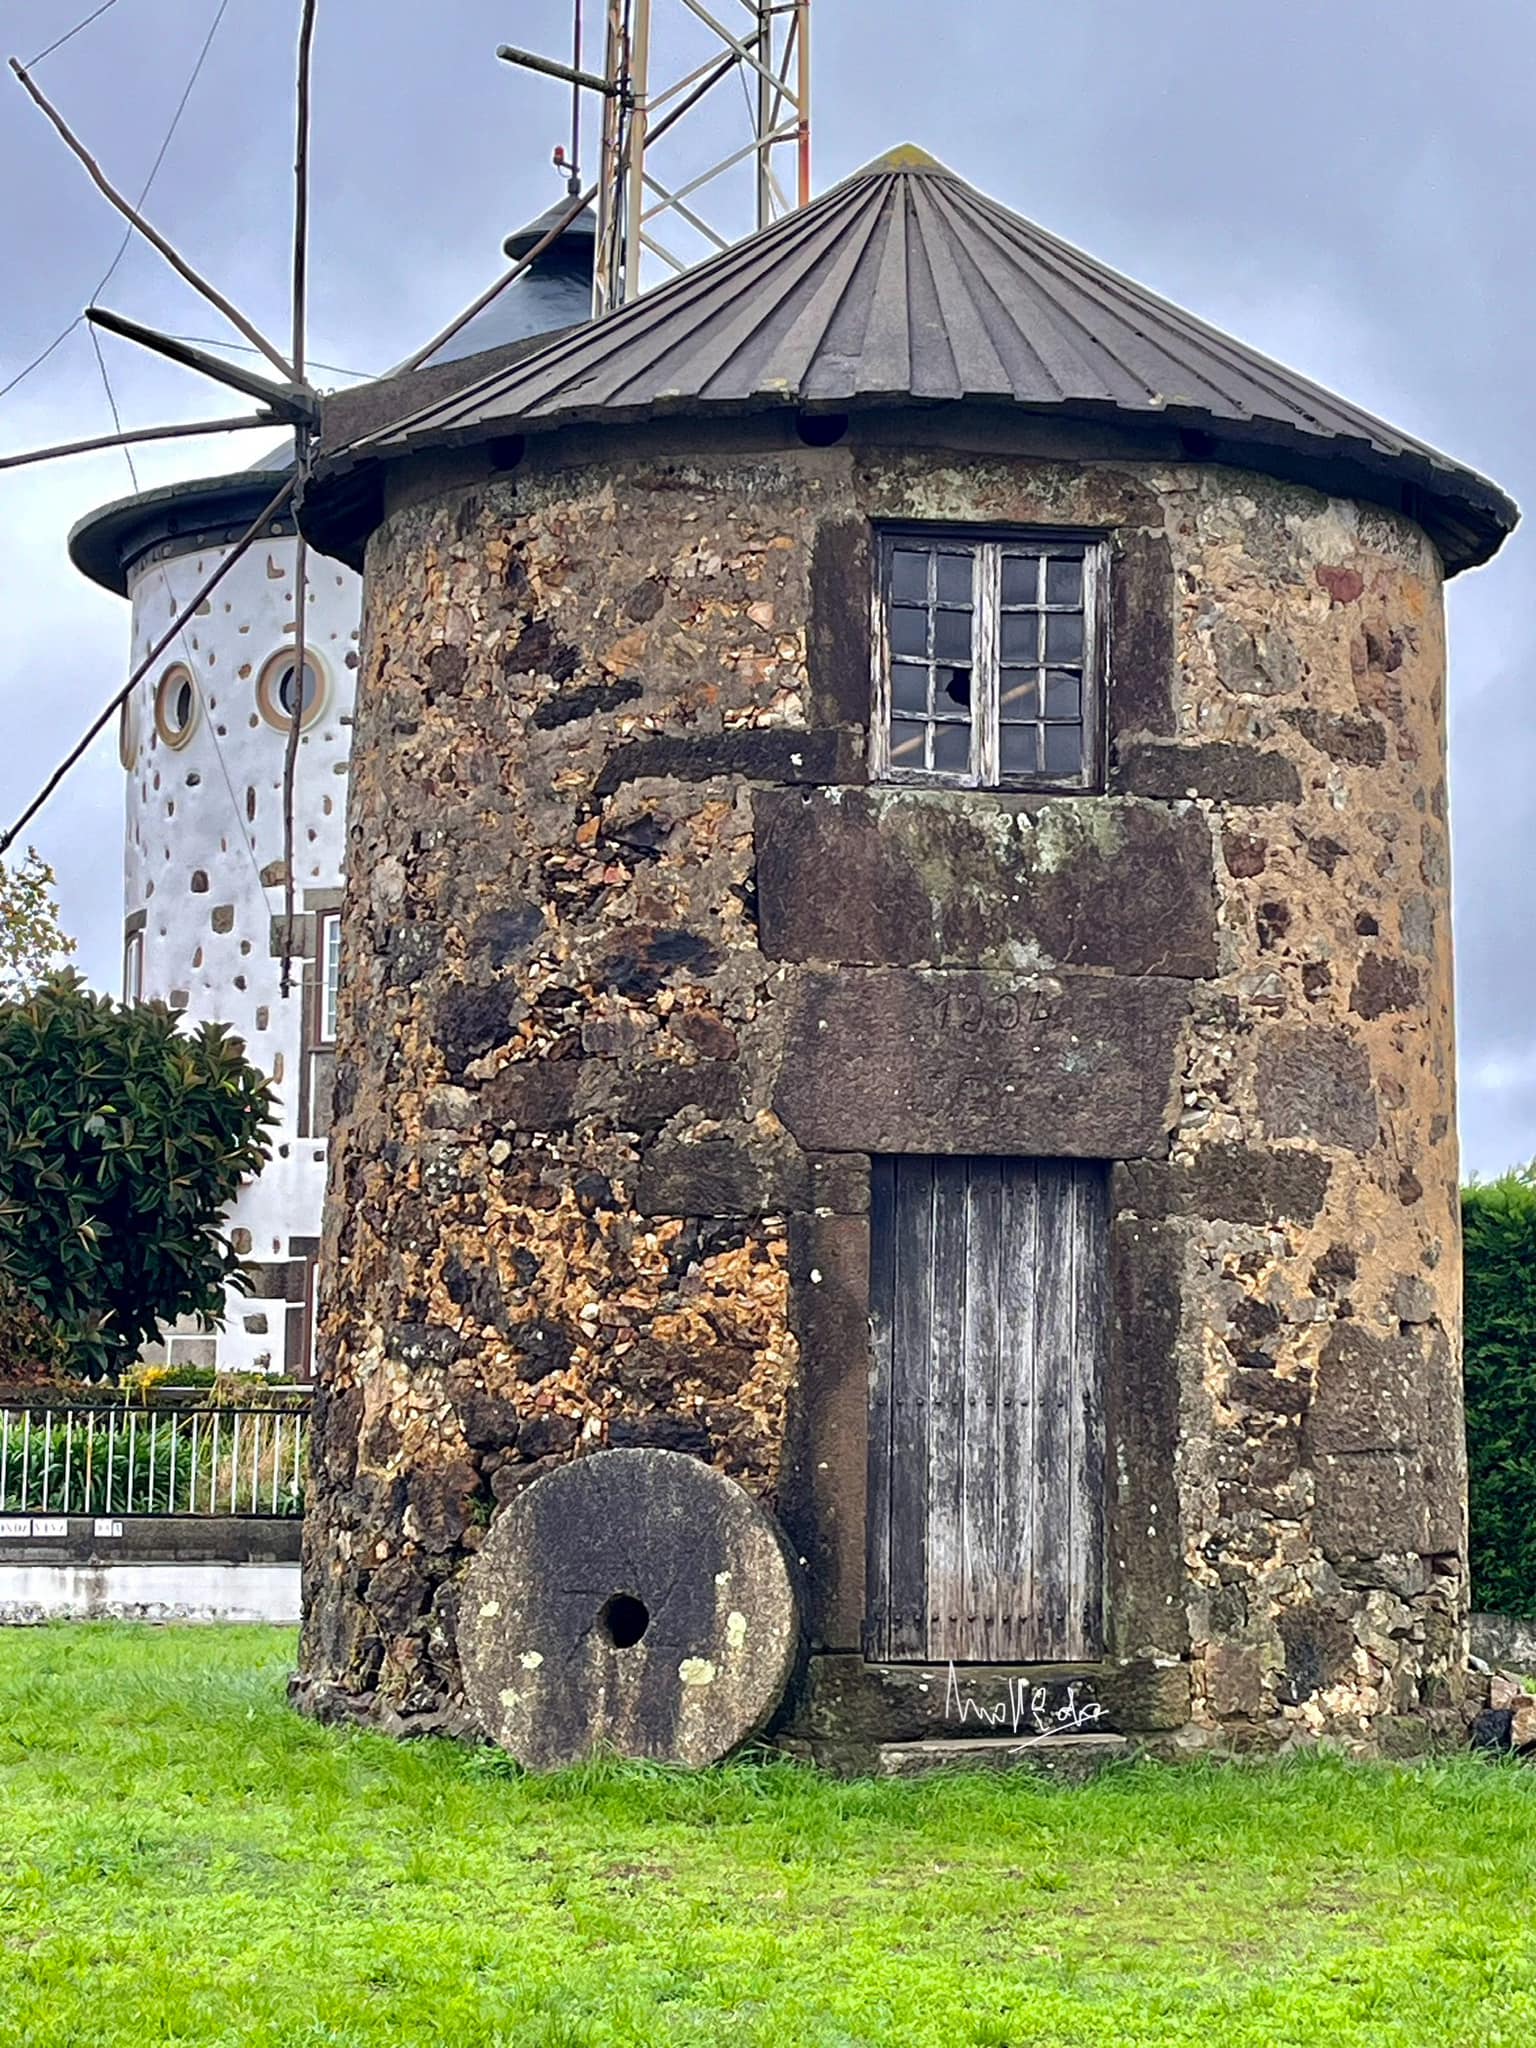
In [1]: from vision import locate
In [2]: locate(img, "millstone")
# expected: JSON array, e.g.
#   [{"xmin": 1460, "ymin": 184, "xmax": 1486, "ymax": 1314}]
[{"xmin": 456, "ymin": 1448, "xmax": 800, "ymax": 1769}]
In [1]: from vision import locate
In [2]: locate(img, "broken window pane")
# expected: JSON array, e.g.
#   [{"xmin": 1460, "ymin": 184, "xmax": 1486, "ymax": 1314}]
[
  {"xmin": 879, "ymin": 533, "xmax": 1096, "ymax": 791},
  {"xmin": 933, "ymin": 610, "xmax": 972, "ymax": 663}
]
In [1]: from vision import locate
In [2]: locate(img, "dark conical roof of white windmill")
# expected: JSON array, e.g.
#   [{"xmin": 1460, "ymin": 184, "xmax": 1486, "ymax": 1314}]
[{"xmin": 304, "ymin": 145, "xmax": 1516, "ymax": 574}]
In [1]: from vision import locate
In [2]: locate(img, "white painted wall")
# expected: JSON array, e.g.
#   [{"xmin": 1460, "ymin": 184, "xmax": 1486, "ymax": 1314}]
[
  {"xmin": 0, "ymin": 1563, "xmax": 300, "ymax": 1625},
  {"xmin": 121, "ymin": 527, "xmax": 361, "ymax": 1372}
]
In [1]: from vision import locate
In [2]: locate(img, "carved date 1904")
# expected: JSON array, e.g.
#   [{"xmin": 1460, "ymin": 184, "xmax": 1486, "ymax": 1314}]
[{"xmin": 936, "ymin": 987, "xmax": 1057, "ymax": 1033}]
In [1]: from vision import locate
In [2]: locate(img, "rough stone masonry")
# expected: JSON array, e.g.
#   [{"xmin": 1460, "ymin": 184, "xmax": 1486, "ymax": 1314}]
[{"xmin": 294, "ymin": 426, "xmax": 1466, "ymax": 1757}]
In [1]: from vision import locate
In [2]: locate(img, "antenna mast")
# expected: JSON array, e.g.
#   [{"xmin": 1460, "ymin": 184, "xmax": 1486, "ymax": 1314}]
[{"xmin": 502, "ymin": 0, "xmax": 811, "ymax": 317}]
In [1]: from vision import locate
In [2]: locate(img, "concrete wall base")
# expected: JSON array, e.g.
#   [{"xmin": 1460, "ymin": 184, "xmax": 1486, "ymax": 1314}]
[{"xmin": 0, "ymin": 1562, "xmax": 299, "ymax": 1625}]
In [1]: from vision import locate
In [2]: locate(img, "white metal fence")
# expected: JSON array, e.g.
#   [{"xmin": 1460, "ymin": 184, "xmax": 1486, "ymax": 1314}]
[{"xmin": 0, "ymin": 1402, "xmax": 308, "ymax": 1517}]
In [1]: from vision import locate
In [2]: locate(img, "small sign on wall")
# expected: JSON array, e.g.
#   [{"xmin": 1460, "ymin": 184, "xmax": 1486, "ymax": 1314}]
[
  {"xmin": 0, "ymin": 1516, "xmax": 70, "ymax": 1540},
  {"xmin": 93, "ymin": 1519, "xmax": 124, "ymax": 1539}
]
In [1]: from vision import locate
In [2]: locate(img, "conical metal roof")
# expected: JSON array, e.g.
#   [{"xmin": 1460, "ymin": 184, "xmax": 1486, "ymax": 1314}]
[{"xmin": 311, "ymin": 146, "xmax": 1515, "ymax": 573}]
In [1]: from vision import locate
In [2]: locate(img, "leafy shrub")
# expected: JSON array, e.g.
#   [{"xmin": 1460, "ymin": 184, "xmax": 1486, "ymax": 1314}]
[
  {"xmin": 0, "ymin": 1283, "xmax": 72, "ymax": 1384},
  {"xmin": 0, "ymin": 974, "xmax": 273, "ymax": 1377},
  {"xmin": 1463, "ymin": 1167, "xmax": 1536, "ymax": 1617}
]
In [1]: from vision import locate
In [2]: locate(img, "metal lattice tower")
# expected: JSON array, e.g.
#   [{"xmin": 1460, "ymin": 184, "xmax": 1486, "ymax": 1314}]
[{"xmin": 503, "ymin": 2, "xmax": 812, "ymax": 318}]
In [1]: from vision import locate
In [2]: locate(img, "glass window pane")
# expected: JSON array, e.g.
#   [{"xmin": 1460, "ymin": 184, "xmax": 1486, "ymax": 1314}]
[
  {"xmin": 933, "ymin": 610, "xmax": 971, "ymax": 662},
  {"xmin": 1044, "ymin": 611, "xmax": 1084, "ymax": 663},
  {"xmin": 889, "ymin": 605, "xmax": 928, "ymax": 658},
  {"xmin": 891, "ymin": 663, "xmax": 929, "ymax": 715},
  {"xmin": 998, "ymin": 670, "xmax": 1039, "ymax": 720},
  {"xmin": 1045, "ymin": 556, "xmax": 1083, "ymax": 607},
  {"xmin": 888, "ymin": 718, "xmax": 927, "ymax": 768},
  {"xmin": 1044, "ymin": 725, "xmax": 1083, "ymax": 777},
  {"xmin": 935, "ymin": 553, "xmax": 974, "ymax": 604},
  {"xmin": 890, "ymin": 550, "xmax": 928, "ymax": 602},
  {"xmin": 937, "ymin": 666, "xmax": 971, "ymax": 712},
  {"xmin": 1000, "ymin": 612, "xmax": 1038, "ymax": 662},
  {"xmin": 1000, "ymin": 554, "xmax": 1039, "ymax": 606},
  {"xmin": 321, "ymin": 916, "xmax": 341, "ymax": 1042},
  {"xmin": 1001, "ymin": 726, "xmax": 1039, "ymax": 776},
  {"xmin": 1044, "ymin": 669, "xmax": 1081, "ymax": 719},
  {"xmin": 932, "ymin": 723, "xmax": 971, "ymax": 774}
]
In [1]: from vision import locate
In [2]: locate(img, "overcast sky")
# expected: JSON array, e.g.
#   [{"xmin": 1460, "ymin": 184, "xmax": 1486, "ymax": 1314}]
[{"xmin": 1, "ymin": 0, "xmax": 1531, "ymax": 1176}]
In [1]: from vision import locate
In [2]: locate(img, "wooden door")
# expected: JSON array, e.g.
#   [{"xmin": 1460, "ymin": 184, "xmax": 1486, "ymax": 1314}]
[{"xmin": 865, "ymin": 1156, "xmax": 1108, "ymax": 1663}]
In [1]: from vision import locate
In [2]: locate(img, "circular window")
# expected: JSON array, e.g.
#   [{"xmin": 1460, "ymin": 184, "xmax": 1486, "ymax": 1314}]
[
  {"xmin": 154, "ymin": 664, "xmax": 198, "ymax": 750},
  {"xmin": 256, "ymin": 649, "xmax": 328, "ymax": 732}
]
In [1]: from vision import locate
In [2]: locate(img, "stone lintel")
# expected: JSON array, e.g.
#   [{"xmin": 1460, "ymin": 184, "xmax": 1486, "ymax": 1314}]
[
  {"xmin": 756, "ymin": 786, "xmax": 1218, "ymax": 979},
  {"xmin": 774, "ymin": 968, "xmax": 1187, "ymax": 1158}
]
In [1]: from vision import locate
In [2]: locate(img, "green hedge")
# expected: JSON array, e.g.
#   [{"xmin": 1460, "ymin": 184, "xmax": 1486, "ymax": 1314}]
[{"xmin": 1464, "ymin": 1169, "xmax": 1536, "ymax": 1617}]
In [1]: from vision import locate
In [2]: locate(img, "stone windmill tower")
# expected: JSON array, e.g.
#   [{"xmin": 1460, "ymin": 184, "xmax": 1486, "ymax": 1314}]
[
  {"xmin": 67, "ymin": 212, "xmax": 597, "ymax": 1375},
  {"xmin": 292, "ymin": 146, "xmax": 1516, "ymax": 1764}
]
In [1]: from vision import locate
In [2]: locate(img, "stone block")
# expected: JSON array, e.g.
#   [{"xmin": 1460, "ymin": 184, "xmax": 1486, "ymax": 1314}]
[
  {"xmin": 1114, "ymin": 741, "xmax": 1302, "ymax": 805},
  {"xmin": 808, "ymin": 517, "xmax": 875, "ymax": 727},
  {"xmin": 594, "ymin": 727, "xmax": 859, "ymax": 798},
  {"xmin": 1351, "ymin": 953, "xmax": 1424, "ymax": 1020},
  {"xmin": 1109, "ymin": 529, "xmax": 1176, "ymax": 736},
  {"xmin": 1105, "ymin": 1216, "xmax": 1189, "ymax": 1659},
  {"xmin": 778, "ymin": 1215, "xmax": 871, "ymax": 1649},
  {"xmin": 1204, "ymin": 1643, "xmax": 1265, "ymax": 1718},
  {"xmin": 1313, "ymin": 1449, "xmax": 1430, "ymax": 1560},
  {"xmin": 1119, "ymin": 1144, "xmax": 1330, "ymax": 1226},
  {"xmin": 756, "ymin": 788, "xmax": 1217, "ymax": 978},
  {"xmin": 786, "ymin": 1652, "xmax": 1190, "ymax": 1741},
  {"xmin": 774, "ymin": 968, "xmax": 1187, "ymax": 1158},
  {"xmin": 1276, "ymin": 1605, "xmax": 1356, "ymax": 1705},
  {"xmin": 637, "ymin": 1125, "xmax": 809, "ymax": 1217},
  {"xmin": 1256, "ymin": 1027, "xmax": 1378, "ymax": 1154},
  {"xmin": 1306, "ymin": 1322, "xmax": 1426, "ymax": 1454}
]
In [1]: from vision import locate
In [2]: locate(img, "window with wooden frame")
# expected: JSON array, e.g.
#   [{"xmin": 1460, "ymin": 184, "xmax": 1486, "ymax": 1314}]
[{"xmin": 872, "ymin": 529, "xmax": 1107, "ymax": 792}]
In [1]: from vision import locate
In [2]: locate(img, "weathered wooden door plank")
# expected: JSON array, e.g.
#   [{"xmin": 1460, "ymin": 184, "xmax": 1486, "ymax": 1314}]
[
  {"xmin": 1030, "ymin": 1158, "xmax": 1076, "ymax": 1659},
  {"xmin": 926, "ymin": 1156, "xmax": 971, "ymax": 1661},
  {"xmin": 1069, "ymin": 1163, "xmax": 1109, "ymax": 1659},
  {"xmin": 865, "ymin": 1157, "xmax": 898, "ymax": 1660},
  {"xmin": 997, "ymin": 1160, "xmax": 1040, "ymax": 1664},
  {"xmin": 886, "ymin": 1157, "xmax": 934, "ymax": 1659},
  {"xmin": 961, "ymin": 1158, "xmax": 1004, "ymax": 1663}
]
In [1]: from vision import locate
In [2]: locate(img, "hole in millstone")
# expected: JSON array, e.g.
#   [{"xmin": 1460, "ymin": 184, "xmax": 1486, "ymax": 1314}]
[{"xmin": 598, "ymin": 1593, "xmax": 650, "ymax": 1649}]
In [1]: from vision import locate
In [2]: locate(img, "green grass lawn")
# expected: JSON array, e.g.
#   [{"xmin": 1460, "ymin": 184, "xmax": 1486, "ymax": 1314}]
[{"xmin": 1, "ymin": 1629, "xmax": 1535, "ymax": 2046}]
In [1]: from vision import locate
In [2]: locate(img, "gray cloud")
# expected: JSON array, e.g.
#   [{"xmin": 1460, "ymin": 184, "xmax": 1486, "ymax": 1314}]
[{"xmin": 2, "ymin": 0, "xmax": 1531, "ymax": 1171}]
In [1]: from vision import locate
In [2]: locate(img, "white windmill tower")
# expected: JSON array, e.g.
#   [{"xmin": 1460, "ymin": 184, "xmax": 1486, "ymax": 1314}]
[{"xmin": 4, "ymin": 0, "xmax": 810, "ymax": 1375}]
